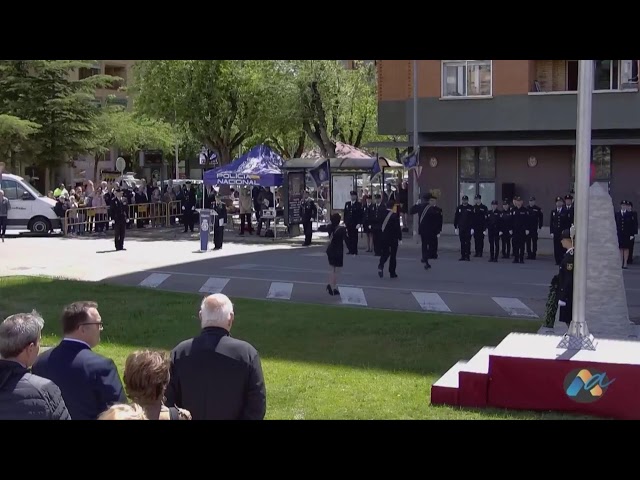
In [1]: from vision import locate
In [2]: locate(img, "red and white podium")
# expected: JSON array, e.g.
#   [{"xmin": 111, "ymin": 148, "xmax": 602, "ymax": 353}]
[{"xmin": 431, "ymin": 332, "xmax": 640, "ymax": 419}]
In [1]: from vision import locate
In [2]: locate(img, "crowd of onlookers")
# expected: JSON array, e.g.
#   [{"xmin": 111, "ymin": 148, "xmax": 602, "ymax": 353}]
[{"xmin": 0, "ymin": 294, "xmax": 266, "ymax": 420}]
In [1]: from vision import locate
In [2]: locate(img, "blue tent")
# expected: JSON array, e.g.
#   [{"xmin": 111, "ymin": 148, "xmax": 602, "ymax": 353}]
[{"xmin": 203, "ymin": 144, "xmax": 284, "ymax": 187}]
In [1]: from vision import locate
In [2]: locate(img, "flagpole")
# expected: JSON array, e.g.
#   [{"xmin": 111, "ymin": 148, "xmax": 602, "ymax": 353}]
[
  {"xmin": 557, "ymin": 59, "xmax": 596, "ymax": 351},
  {"xmin": 412, "ymin": 60, "xmax": 419, "ymax": 239}
]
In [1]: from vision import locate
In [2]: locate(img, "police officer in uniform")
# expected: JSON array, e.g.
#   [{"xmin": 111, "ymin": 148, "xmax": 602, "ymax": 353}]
[
  {"xmin": 550, "ymin": 196, "xmax": 571, "ymax": 265},
  {"xmin": 109, "ymin": 187, "xmax": 128, "ymax": 251},
  {"xmin": 453, "ymin": 195, "xmax": 474, "ymax": 261},
  {"xmin": 182, "ymin": 181, "xmax": 197, "ymax": 233},
  {"xmin": 301, "ymin": 190, "xmax": 317, "ymax": 246},
  {"xmin": 499, "ymin": 199, "xmax": 512, "ymax": 258},
  {"xmin": 343, "ymin": 190, "xmax": 363, "ymax": 255},
  {"xmin": 556, "ymin": 229, "xmax": 574, "ymax": 327},
  {"xmin": 410, "ymin": 194, "xmax": 434, "ymax": 269},
  {"xmin": 525, "ymin": 196, "xmax": 543, "ymax": 260},
  {"xmin": 564, "ymin": 194, "xmax": 574, "ymax": 225},
  {"xmin": 377, "ymin": 201, "xmax": 402, "ymax": 278},
  {"xmin": 213, "ymin": 198, "xmax": 227, "ymax": 250},
  {"xmin": 615, "ymin": 200, "xmax": 635, "ymax": 269},
  {"xmin": 486, "ymin": 200, "xmax": 501, "ymax": 262},
  {"xmin": 510, "ymin": 196, "xmax": 528, "ymax": 264},
  {"xmin": 471, "ymin": 194, "xmax": 488, "ymax": 257},
  {"xmin": 629, "ymin": 201, "xmax": 638, "ymax": 264},
  {"xmin": 369, "ymin": 193, "xmax": 386, "ymax": 256}
]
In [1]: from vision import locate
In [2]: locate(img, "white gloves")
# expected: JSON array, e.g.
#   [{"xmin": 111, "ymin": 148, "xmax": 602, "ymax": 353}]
[
  {"xmin": 631, "ymin": 236, "xmax": 635, "ymax": 240},
  {"xmin": 551, "ymin": 233, "xmax": 554, "ymax": 238},
  {"xmin": 484, "ymin": 230, "xmax": 488, "ymax": 235},
  {"xmin": 455, "ymin": 228, "xmax": 459, "ymax": 235},
  {"xmin": 509, "ymin": 230, "xmax": 513, "ymax": 235},
  {"xmin": 558, "ymin": 300, "xmax": 567, "ymax": 307},
  {"xmin": 499, "ymin": 232, "xmax": 503, "ymax": 236},
  {"xmin": 399, "ymin": 240, "xmax": 403, "ymax": 245},
  {"xmin": 471, "ymin": 229, "xmax": 475, "ymax": 235},
  {"xmin": 437, "ymin": 234, "xmax": 441, "ymax": 238},
  {"xmin": 525, "ymin": 230, "xmax": 529, "ymax": 235}
]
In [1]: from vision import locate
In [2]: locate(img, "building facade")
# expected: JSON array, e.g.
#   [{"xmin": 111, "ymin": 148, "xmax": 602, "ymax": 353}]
[{"xmin": 375, "ymin": 60, "xmax": 640, "ymax": 224}]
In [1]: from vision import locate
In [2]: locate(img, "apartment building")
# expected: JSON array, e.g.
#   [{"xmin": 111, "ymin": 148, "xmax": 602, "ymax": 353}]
[{"xmin": 375, "ymin": 60, "xmax": 640, "ymax": 223}]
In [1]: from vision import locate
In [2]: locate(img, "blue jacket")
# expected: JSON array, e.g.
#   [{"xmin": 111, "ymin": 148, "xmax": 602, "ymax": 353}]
[{"xmin": 32, "ymin": 340, "xmax": 126, "ymax": 420}]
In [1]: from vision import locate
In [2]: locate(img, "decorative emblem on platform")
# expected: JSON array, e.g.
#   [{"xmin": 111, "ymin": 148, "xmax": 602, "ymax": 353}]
[
  {"xmin": 564, "ymin": 368, "xmax": 615, "ymax": 403},
  {"xmin": 200, "ymin": 219, "xmax": 209, "ymax": 232}
]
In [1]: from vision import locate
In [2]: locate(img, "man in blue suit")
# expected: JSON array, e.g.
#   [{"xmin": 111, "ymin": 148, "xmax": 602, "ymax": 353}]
[{"xmin": 32, "ymin": 301, "xmax": 127, "ymax": 420}]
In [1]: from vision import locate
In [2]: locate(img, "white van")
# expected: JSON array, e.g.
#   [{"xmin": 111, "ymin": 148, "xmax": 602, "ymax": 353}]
[{"xmin": 0, "ymin": 173, "xmax": 61, "ymax": 233}]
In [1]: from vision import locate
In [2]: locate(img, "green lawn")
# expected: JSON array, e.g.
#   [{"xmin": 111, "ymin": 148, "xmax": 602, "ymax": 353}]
[{"xmin": 0, "ymin": 275, "xmax": 583, "ymax": 419}]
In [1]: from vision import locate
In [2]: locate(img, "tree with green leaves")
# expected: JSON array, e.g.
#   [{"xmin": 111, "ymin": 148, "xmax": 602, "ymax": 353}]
[
  {"xmin": 0, "ymin": 60, "xmax": 118, "ymax": 174},
  {"xmin": 89, "ymin": 106, "xmax": 176, "ymax": 181},
  {"xmin": 133, "ymin": 60, "xmax": 273, "ymax": 165},
  {"xmin": 0, "ymin": 114, "xmax": 39, "ymax": 168}
]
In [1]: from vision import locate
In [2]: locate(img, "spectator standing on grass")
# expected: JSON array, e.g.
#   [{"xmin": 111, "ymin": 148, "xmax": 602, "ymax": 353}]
[
  {"xmin": 0, "ymin": 311, "xmax": 71, "ymax": 420},
  {"xmin": 123, "ymin": 350, "xmax": 191, "ymax": 420},
  {"xmin": 32, "ymin": 301, "xmax": 127, "ymax": 420},
  {"xmin": 165, "ymin": 294, "xmax": 266, "ymax": 420},
  {"xmin": 0, "ymin": 189, "xmax": 10, "ymax": 243}
]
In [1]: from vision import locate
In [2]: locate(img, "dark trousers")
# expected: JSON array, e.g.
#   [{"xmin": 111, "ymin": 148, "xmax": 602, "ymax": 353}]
[
  {"xmin": 0, "ymin": 216, "xmax": 6, "ymax": 236},
  {"xmin": 183, "ymin": 212, "xmax": 194, "ymax": 232},
  {"xmin": 426, "ymin": 233, "xmax": 438, "ymax": 258},
  {"xmin": 526, "ymin": 231, "xmax": 539, "ymax": 257},
  {"xmin": 346, "ymin": 224, "xmax": 358, "ymax": 254},
  {"xmin": 372, "ymin": 230, "xmax": 382, "ymax": 255},
  {"xmin": 629, "ymin": 240, "xmax": 635, "ymax": 264},
  {"xmin": 420, "ymin": 233, "xmax": 430, "ymax": 262},
  {"xmin": 214, "ymin": 226, "xmax": 224, "ymax": 249},
  {"xmin": 512, "ymin": 232, "xmax": 525, "ymax": 261},
  {"xmin": 559, "ymin": 301, "xmax": 573, "ymax": 325},
  {"xmin": 302, "ymin": 220, "xmax": 313, "ymax": 245},
  {"xmin": 379, "ymin": 241, "xmax": 398, "ymax": 274},
  {"xmin": 553, "ymin": 235, "xmax": 566, "ymax": 265},
  {"xmin": 501, "ymin": 234, "xmax": 511, "ymax": 257},
  {"xmin": 473, "ymin": 231, "xmax": 485, "ymax": 256},
  {"xmin": 459, "ymin": 230, "xmax": 472, "ymax": 259},
  {"xmin": 240, "ymin": 213, "xmax": 253, "ymax": 234},
  {"xmin": 488, "ymin": 232, "xmax": 500, "ymax": 259},
  {"xmin": 114, "ymin": 220, "xmax": 126, "ymax": 250}
]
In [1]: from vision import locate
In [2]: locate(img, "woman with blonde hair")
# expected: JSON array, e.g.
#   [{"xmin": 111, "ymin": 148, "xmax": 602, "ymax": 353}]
[
  {"xmin": 123, "ymin": 350, "xmax": 191, "ymax": 420},
  {"xmin": 98, "ymin": 403, "xmax": 147, "ymax": 420}
]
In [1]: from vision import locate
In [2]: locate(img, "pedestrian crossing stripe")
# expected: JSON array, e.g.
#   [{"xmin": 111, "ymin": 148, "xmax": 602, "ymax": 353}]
[{"xmin": 136, "ymin": 273, "xmax": 541, "ymax": 318}]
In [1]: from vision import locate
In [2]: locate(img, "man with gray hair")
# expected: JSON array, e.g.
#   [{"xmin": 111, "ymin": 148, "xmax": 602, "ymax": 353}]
[
  {"xmin": 0, "ymin": 311, "xmax": 71, "ymax": 419},
  {"xmin": 165, "ymin": 293, "xmax": 266, "ymax": 420}
]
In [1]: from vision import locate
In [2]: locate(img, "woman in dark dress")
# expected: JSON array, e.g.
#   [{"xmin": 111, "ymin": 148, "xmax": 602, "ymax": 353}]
[{"xmin": 326, "ymin": 213, "xmax": 348, "ymax": 296}]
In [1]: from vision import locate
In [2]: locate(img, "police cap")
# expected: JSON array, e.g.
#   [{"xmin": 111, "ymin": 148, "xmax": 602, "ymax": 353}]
[
  {"xmin": 374, "ymin": 193, "xmax": 381, "ymax": 199},
  {"xmin": 561, "ymin": 229, "xmax": 572, "ymax": 240},
  {"xmin": 461, "ymin": 195, "xmax": 469, "ymax": 200},
  {"xmin": 491, "ymin": 200, "xmax": 498, "ymax": 205},
  {"xmin": 186, "ymin": 181, "xmax": 192, "ymax": 185},
  {"xmin": 529, "ymin": 196, "xmax": 536, "ymax": 201},
  {"xmin": 555, "ymin": 196, "xmax": 563, "ymax": 202},
  {"xmin": 502, "ymin": 198, "xmax": 510, "ymax": 204},
  {"xmin": 564, "ymin": 194, "xmax": 573, "ymax": 200},
  {"xmin": 474, "ymin": 194, "xmax": 481, "ymax": 200},
  {"xmin": 513, "ymin": 195, "xmax": 522, "ymax": 201},
  {"xmin": 621, "ymin": 200, "xmax": 631, "ymax": 206},
  {"xmin": 350, "ymin": 190, "xmax": 357, "ymax": 196}
]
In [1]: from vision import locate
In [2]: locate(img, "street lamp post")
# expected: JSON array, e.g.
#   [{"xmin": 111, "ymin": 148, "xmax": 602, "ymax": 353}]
[
  {"xmin": 557, "ymin": 59, "xmax": 597, "ymax": 351},
  {"xmin": 412, "ymin": 60, "xmax": 420, "ymax": 239}
]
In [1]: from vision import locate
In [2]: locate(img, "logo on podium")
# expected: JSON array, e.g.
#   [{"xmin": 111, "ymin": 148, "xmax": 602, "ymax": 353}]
[
  {"xmin": 201, "ymin": 219, "xmax": 209, "ymax": 232},
  {"xmin": 564, "ymin": 368, "xmax": 615, "ymax": 403}
]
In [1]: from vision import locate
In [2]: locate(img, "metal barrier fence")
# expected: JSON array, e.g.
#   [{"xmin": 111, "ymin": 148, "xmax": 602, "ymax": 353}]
[{"xmin": 63, "ymin": 201, "xmax": 179, "ymax": 235}]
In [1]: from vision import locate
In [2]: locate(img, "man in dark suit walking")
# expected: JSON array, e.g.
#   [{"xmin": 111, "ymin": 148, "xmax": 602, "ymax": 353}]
[
  {"xmin": 32, "ymin": 301, "xmax": 127, "ymax": 420},
  {"xmin": 165, "ymin": 294, "xmax": 266, "ymax": 420},
  {"xmin": 377, "ymin": 201, "xmax": 402, "ymax": 278}
]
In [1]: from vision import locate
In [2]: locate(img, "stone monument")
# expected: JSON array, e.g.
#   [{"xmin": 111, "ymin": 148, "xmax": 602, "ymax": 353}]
[{"xmin": 582, "ymin": 182, "xmax": 634, "ymax": 339}]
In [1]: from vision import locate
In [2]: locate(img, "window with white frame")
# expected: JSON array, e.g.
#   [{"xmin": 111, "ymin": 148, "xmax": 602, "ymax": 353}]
[
  {"xmin": 593, "ymin": 60, "xmax": 638, "ymax": 90},
  {"xmin": 442, "ymin": 60, "xmax": 492, "ymax": 97}
]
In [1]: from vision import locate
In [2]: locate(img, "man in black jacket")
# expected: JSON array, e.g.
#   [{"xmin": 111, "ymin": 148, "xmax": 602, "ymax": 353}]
[
  {"xmin": 32, "ymin": 301, "xmax": 127, "ymax": 420},
  {"xmin": 454, "ymin": 195, "xmax": 474, "ymax": 261},
  {"xmin": 377, "ymin": 201, "xmax": 402, "ymax": 278},
  {"xmin": 525, "ymin": 196, "xmax": 544, "ymax": 260},
  {"xmin": 343, "ymin": 190, "xmax": 363, "ymax": 255},
  {"xmin": 410, "ymin": 193, "xmax": 442, "ymax": 270},
  {"xmin": 165, "ymin": 294, "xmax": 266, "ymax": 420},
  {"xmin": 0, "ymin": 311, "xmax": 71, "ymax": 420}
]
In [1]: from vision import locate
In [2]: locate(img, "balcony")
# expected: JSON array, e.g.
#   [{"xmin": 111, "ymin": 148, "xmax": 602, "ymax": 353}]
[{"xmin": 529, "ymin": 60, "xmax": 638, "ymax": 95}]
